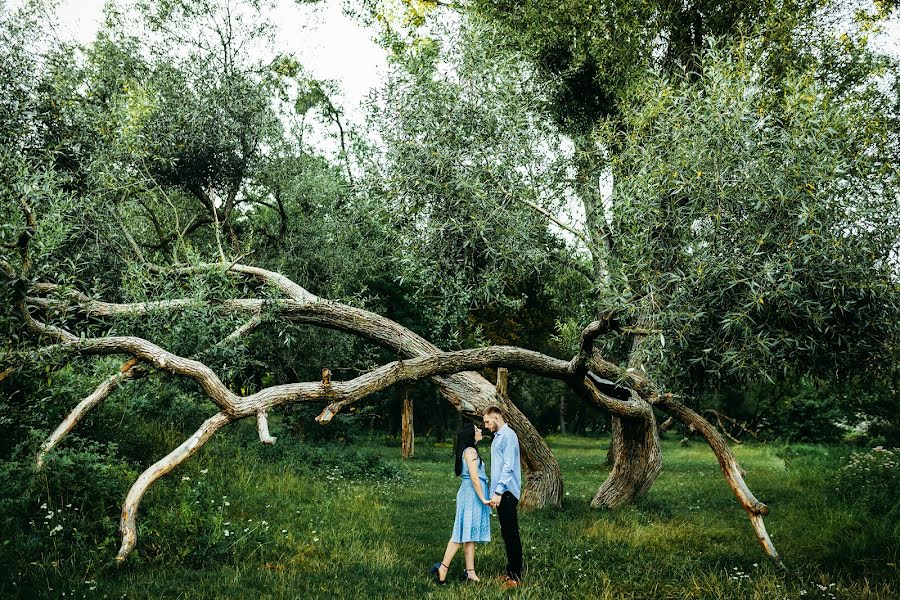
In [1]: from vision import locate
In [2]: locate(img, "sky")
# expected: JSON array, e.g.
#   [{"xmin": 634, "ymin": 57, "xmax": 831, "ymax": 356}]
[{"xmin": 50, "ymin": 0, "xmax": 388, "ymax": 126}]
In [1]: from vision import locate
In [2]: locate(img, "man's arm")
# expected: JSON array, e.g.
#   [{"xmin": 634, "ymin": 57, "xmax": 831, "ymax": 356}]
[{"xmin": 493, "ymin": 434, "xmax": 517, "ymax": 497}]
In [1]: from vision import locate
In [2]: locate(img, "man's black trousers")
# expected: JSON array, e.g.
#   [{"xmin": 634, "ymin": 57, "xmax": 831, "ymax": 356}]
[{"xmin": 497, "ymin": 491, "xmax": 523, "ymax": 581}]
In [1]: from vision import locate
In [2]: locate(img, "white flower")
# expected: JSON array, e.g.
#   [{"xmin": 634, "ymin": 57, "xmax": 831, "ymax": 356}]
[
  {"xmin": 200, "ymin": 469, "xmax": 208, "ymax": 474},
  {"xmin": 49, "ymin": 524, "xmax": 63, "ymax": 536},
  {"xmin": 181, "ymin": 476, "xmax": 190, "ymax": 481}
]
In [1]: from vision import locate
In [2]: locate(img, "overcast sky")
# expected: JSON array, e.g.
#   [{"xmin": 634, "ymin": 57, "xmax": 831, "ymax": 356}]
[{"xmin": 48, "ymin": 0, "xmax": 387, "ymax": 126}]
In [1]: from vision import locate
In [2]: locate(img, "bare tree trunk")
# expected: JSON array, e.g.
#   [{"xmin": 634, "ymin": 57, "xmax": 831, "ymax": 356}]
[
  {"xmin": 592, "ymin": 315, "xmax": 662, "ymax": 508},
  {"xmin": 401, "ymin": 385, "xmax": 414, "ymax": 460},
  {"xmin": 591, "ymin": 399, "xmax": 661, "ymax": 508}
]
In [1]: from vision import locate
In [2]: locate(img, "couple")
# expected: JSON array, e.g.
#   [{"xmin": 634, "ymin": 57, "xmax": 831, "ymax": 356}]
[{"xmin": 430, "ymin": 405, "xmax": 523, "ymax": 589}]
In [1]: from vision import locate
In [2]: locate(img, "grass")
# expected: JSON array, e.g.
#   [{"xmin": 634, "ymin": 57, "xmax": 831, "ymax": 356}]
[{"xmin": 2, "ymin": 418, "xmax": 898, "ymax": 599}]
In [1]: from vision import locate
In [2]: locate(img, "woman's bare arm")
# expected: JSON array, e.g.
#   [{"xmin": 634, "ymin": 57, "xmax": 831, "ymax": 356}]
[{"xmin": 464, "ymin": 448, "xmax": 489, "ymax": 504}]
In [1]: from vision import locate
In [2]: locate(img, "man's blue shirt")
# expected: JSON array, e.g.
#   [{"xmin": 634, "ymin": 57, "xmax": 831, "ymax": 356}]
[{"xmin": 490, "ymin": 423, "xmax": 522, "ymax": 499}]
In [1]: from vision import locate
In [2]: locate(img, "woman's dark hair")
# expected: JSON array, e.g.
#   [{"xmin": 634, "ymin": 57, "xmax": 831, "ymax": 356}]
[{"xmin": 454, "ymin": 421, "xmax": 481, "ymax": 476}]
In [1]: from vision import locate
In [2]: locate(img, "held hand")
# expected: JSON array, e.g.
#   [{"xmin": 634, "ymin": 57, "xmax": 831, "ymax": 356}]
[
  {"xmin": 490, "ymin": 493, "xmax": 502, "ymax": 508},
  {"xmin": 482, "ymin": 498, "xmax": 491, "ymax": 506}
]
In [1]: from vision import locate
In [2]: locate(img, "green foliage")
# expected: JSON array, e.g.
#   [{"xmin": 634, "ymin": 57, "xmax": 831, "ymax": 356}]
[
  {"xmin": 366, "ymin": 19, "xmax": 590, "ymax": 343},
  {"xmin": 772, "ymin": 387, "xmax": 845, "ymax": 443},
  {"xmin": 603, "ymin": 44, "xmax": 900, "ymax": 388},
  {"xmin": 0, "ymin": 434, "xmax": 136, "ymax": 577}
]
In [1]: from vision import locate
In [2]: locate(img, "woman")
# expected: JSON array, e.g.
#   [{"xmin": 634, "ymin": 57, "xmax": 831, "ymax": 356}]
[{"xmin": 430, "ymin": 421, "xmax": 492, "ymax": 584}]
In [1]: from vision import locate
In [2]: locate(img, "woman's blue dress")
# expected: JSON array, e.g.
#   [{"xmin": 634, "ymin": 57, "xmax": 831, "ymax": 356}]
[{"xmin": 450, "ymin": 448, "xmax": 491, "ymax": 543}]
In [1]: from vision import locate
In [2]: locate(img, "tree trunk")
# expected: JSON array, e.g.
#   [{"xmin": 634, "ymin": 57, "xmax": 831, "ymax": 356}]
[
  {"xmin": 493, "ymin": 367, "xmax": 564, "ymax": 507},
  {"xmin": 592, "ymin": 315, "xmax": 663, "ymax": 508},
  {"xmin": 401, "ymin": 385, "xmax": 414, "ymax": 459},
  {"xmin": 592, "ymin": 401, "xmax": 661, "ymax": 508}
]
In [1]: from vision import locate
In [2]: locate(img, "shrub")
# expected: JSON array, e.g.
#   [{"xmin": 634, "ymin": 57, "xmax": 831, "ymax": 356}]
[
  {"xmin": 836, "ymin": 446, "xmax": 900, "ymax": 516},
  {"xmin": 772, "ymin": 386, "xmax": 845, "ymax": 443}
]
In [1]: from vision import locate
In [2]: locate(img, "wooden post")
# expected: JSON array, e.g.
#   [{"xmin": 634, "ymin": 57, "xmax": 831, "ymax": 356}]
[
  {"xmin": 401, "ymin": 385, "xmax": 414, "ymax": 459},
  {"xmin": 559, "ymin": 394, "xmax": 567, "ymax": 435},
  {"xmin": 496, "ymin": 367, "xmax": 508, "ymax": 398}
]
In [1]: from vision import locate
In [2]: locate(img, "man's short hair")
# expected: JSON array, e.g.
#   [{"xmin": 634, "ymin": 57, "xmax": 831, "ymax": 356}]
[{"xmin": 483, "ymin": 405, "xmax": 503, "ymax": 418}]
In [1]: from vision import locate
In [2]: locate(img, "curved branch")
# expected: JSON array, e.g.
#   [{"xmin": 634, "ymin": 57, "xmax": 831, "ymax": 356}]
[
  {"xmin": 35, "ymin": 315, "xmax": 263, "ymax": 466},
  {"xmin": 64, "ymin": 336, "xmax": 239, "ymax": 410},
  {"xmin": 117, "ymin": 412, "xmax": 233, "ymax": 561},
  {"xmin": 571, "ymin": 311, "xmax": 621, "ymax": 374},
  {"xmin": 36, "ymin": 368, "xmax": 139, "ymax": 467},
  {"xmin": 656, "ymin": 394, "xmax": 780, "ymax": 562},
  {"xmin": 309, "ymin": 345, "xmax": 579, "ymax": 422}
]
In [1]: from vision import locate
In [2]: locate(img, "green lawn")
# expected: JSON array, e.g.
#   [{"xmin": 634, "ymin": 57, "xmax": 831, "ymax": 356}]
[{"xmin": 2, "ymin": 421, "xmax": 898, "ymax": 599}]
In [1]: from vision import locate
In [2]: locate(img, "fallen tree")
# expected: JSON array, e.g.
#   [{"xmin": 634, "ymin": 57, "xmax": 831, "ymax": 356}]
[{"xmin": 7, "ymin": 258, "xmax": 781, "ymax": 564}]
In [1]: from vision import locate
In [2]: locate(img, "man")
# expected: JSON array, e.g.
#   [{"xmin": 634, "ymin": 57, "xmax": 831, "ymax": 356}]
[{"xmin": 483, "ymin": 405, "xmax": 523, "ymax": 589}]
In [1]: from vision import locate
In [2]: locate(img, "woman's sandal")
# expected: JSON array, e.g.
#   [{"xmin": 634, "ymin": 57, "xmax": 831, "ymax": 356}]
[
  {"xmin": 429, "ymin": 562, "xmax": 450, "ymax": 585},
  {"xmin": 462, "ymin": 569, "xmax": 480, "ymax": 582}
]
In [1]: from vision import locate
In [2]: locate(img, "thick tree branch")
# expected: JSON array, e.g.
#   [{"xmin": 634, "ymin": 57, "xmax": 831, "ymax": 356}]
[
  {"xmin": 35, "ymin": 315, "xmax": 263, "ymax": 466},
  {"xmin": 655, "ymin": 394, "xmax": 779, "ymax": 562},
  {"xmin": 117, "ymin": 412, "xmax": 233, "ymax": 561}
]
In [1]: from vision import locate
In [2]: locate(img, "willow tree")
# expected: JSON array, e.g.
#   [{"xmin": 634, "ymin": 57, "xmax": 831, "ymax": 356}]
[{"xmin": 361, "ymin": 0, "xmax": 900, "ymax": 507}]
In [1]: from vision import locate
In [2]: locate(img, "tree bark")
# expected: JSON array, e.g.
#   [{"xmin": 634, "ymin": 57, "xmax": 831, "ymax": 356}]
[
  {"xmin": 591, "ymin": 396, "xmax": 661, "ymax": 508},
  {"xmin": 559, "ymin": 393, "xmax": 567, "ymax": 435},
  {"xmin": 591, "ymin": 316, "xmax": 663, "ymax": 508},
  {"xmin": 401, "ymin": 385, "xmax": 414, "ymax": 459}
]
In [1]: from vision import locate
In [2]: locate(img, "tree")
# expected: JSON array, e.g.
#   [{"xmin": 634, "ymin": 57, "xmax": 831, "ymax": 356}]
[{"xmin": 359, "ymin": 0, "xmax": 900, "ymax": 508}]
